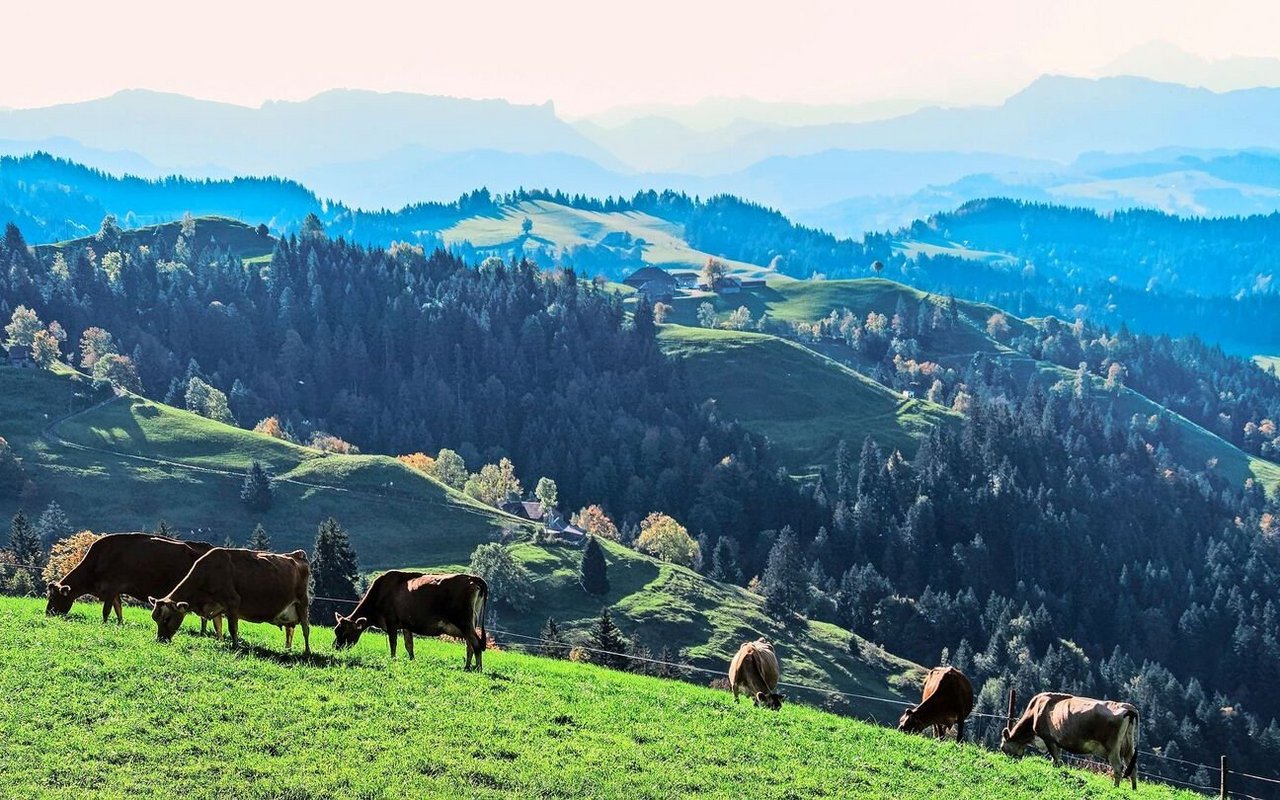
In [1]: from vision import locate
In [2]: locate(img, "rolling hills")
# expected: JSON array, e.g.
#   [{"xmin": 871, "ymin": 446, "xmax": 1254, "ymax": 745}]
[
  {"xmin": 0, "ymin": 596, "xmax": 1196, "ymax": 800},
  {"xmin": 0, "ymin": 364, "xmax": 921, "ymax": 710},
  {"xmin": 662, "ymin": 278, "xmax": 1280, "ymax": 494},
  {"xmin": 659, "ymin": 325, "xmax": 955, "ymax": 472}
]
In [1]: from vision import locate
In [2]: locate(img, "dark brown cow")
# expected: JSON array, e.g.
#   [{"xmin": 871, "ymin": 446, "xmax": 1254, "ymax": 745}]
[
  {"xmin": 1001, "ymin": 692, "xmax": 1139, "ymax": 790},
  {"xmin": 728, "ymin": 638, "xmax": 783, "ymax": 710},
  {"xmin": 332, "ymin": 571, "xmax": 489, "ymax": 671},
  {"xmin": 897, "ymin": 666, "xmax": 974, "ymax": 742},
  {"xmin": 46, "ymin": 533, "xmax": 222, "ymax": 635},
  {"xmin": 149, "ymin": 547, "xmax": 311, "ymax": 653}
]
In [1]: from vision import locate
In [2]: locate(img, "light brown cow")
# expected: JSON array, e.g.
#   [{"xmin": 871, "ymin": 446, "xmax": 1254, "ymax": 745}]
[
  {"xmin": 898, "ymin": 666, "xmax": 974, "ymax": 742},
  {"xmin": 46, "ymin": 533, "xmax": 222, "ymax": 635},
  {"xmin": 149, "ymin": 547, "xmax": 311, "ymax": 653},
  {"xmin": 1001, "ymin": 692, "xmax": 1139, "ymax": 790},
  {"xmin": 728, "ymin": 638, "xmax": 783, "ymax": 710},
  {"xmin": 332, "ymin": 571, "xmax": 489, "ymax": 671}
]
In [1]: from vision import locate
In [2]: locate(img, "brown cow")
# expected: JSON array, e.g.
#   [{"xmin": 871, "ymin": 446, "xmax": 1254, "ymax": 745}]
[
  {"xmin": 332, "ymin": 571, "xmax": 489, "ymax": 671},
  {"xmin": 1001, "ymin": 692, "xmax": 1139, "ymax": 790},
  {"xmin": 149, "ymin": 547, "xmax": 311, "ymax": 653},
  {"xmin": 46, "ymin": 533, "xmax": 222, "ymax": 635},
  {"xmin": 898, "ymin": 666, "xmax": 974, "ymax": 742},
  {"xmin": 728, "ymin": 638, "xmax": 783, "ymax": 710}
]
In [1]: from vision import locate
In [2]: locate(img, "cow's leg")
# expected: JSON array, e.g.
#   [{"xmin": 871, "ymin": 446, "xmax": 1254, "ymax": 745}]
[
  {"xmin": 956, "ymin": 720, "xmax": 965, "ymax": 744},
  {"xmin": 934, "ymin": 723, "xmax": 945, "ymax": 739},
  {"xmin": 403, "ymin": 631, "xmax": 414, "ymax": 661},
  {"xmin": 113, "ymin": 596, "xmax": 124, "ymax": 624},
  {"xmin": 1045, "ymin": 741, "xmax": 1061, "ymax": 767},
  {"xmin": 213, "ymin": 615, "xmax": 223, "ymax": 639},
  {"xmin": 387, "ymin": 626, "xmax": 398, "ymax": 658},
  {"xmin": 200, "ymin": 617, "xmax": 208, "ymax": 636},
  {"xmin": 102, "ymin": 598, "xmax": 113, "ymax": 623},
  {"xmin": 227, "ymin": 614, "xmax": 240, "ymax": 648},
  {"xmin": 300, "ymin": 613, "xmax": 310, "ymax": 656},
  {"xmin": 285, "ymin": 625, "xmax": 295, "ymax": 650}
]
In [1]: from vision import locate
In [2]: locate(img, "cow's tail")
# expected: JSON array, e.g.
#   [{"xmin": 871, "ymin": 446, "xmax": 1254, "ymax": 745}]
[
  {"xmin": 473, "ymin": 577, "xmax": 489, "ymax": 652},
  {"xmin": 1122, "ymin": 707, "xmax": 1139, "ymax": 781}
]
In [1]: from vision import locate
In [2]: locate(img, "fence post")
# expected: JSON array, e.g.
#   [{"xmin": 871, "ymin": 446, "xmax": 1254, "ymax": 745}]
[
  {"xmin": 1219, "ymin": 755, "xmax": 1227, "ymax": 799},
  {"xmin": 1005, "ymin": 687, "xmax": 1017, "ymax": 733}
]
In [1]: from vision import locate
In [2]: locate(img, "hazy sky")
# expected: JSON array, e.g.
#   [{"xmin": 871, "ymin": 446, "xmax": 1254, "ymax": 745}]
[{"xmin": 6, "ymin": 0, "xmax": 1280, "ymax": 115}]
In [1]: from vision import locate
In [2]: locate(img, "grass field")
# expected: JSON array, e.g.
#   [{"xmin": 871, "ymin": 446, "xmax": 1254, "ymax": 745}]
[
  {"xmin": 0, "ymin": 366, "xmax": 529, "ymax": 567},
  {"xmin": 436, "ymin": 199, "xmax": 770, "ymax": 277},
  {"xmin": 0, "ymin": 596, "xmax": 1195, "ymax": 800},
  {"xmin": 659, "ymin": 325, "xmax": 954, "ymax": 470}
]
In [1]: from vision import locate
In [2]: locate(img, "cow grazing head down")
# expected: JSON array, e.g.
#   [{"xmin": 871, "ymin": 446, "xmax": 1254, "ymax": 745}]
[
  {"xmin": 149, "ymin": 597, "xmax": 190, "ymax": 642},
  {"xmin": 755, "ymin": 691, "xmax": 784, "ymax": 711},
  {"xmin": 45, "ymin": 582, "xmax": 74, "ymax": 616},
  {"xmin": 999, "ymin": 727, "xmax": 1028, "ymax": 757},
  {"xmin": 897, "ymin": 706, "xmax": 926, "ymax": 733},
  {"xmin": 332, "ymin": 613, "xmax": 369, "ymax": 650}
]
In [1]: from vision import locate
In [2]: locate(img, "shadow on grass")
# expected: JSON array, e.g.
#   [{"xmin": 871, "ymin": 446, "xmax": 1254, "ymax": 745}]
[{"xmin": 235, "ymin": 642, "xmax": 341, "ymax": 667}]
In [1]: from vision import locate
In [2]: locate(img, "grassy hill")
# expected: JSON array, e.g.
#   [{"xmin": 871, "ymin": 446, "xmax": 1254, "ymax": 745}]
[
  {"xmin": 664, "ymin": 277, "xmax": 1280, "ymax": 493},
  {"xmin": 435, "ymin": 199, "xmax": 770, "ymax": 277},
  {"xmin": 1255, "ymin": 354, "xmax": 1280, "ymax": 376},
  {"xmin": 659, "ymin": 325, "xmax": 955, "ymax": 471},
  {"xmin": 34, "ymin": 215, "xmax": 275, "ymax": 261},
  {"xmin": 0, "ymin": 597, "xmax": 1195, "ymax": 800},
  {"xmin": 0, "ymin": 365, "xmax": 923, "ymax": 710},
  {"xmin": 0, "ymin": 365, "xmax": 527, "ymax": 567}
]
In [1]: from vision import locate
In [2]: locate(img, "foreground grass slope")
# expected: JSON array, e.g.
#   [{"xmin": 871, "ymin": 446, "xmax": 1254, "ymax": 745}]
[
  {"xmin": 0, "ymin": 598, "xmax": 1194, "ymax": 800},
  {"xmin": 0, "ymin": 366, "xmax": 528, "ymax": 566},
  {"xmin": 659, "ymin": 325, "xmax": 954, "ymax": 471}
]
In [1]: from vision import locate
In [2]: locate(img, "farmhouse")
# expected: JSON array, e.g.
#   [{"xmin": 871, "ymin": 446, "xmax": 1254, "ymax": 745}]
[
  {"xmin": 623, "ymin": 266, "xmax": 677, "ymax": 291},
  {"xmin": 6, "ymin": 344, "xmax": 34, "ymax": 368},
  {"xmin": 669, "ymin": 271, "xmax": 700, "ymax": 289}
]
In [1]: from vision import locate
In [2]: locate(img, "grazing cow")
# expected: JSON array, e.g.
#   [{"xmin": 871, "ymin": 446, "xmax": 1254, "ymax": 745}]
[
  {"xmin": 728, "ymin": 638, "xmax": 783, "ymax": 710},
  {"xmin": 149, "ymin": 548, "xmax": 311, "ymax": 654},
  {"xmin": 898, "ymin": 666, "xmax": 974, "ymax": 742},
  {"xmin": 332, "ymin": 571, "xmax": 489, "ymax": 671},
  {"xmin": 46, "ymin": 533, "xmax": 222, "ymax": 635},
  {"xmin": 1001, "ymin": 692, "xmax": 1139, "ymax": 790}
]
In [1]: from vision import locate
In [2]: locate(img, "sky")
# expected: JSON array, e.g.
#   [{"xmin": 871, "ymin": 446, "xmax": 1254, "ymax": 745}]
[{"xmin": 6, "ymin": 0, "xmax": 1280, "ymax": 116}]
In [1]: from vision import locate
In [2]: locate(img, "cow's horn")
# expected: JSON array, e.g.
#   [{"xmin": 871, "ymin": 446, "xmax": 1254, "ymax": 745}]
[
  {"xmin": 59, "ymin": 584, "xmax": 71, "ymax": 596},
  {"xmin": 175, "ymin": 601, "xmax": 189, "ymax": 612},
  {"xmin": 147, "ymin": 596, "xmax": 159, "ymax": 607},
  {"xmin": 334, "ymin": 611, "xmax": 344, "ymax": 624}
]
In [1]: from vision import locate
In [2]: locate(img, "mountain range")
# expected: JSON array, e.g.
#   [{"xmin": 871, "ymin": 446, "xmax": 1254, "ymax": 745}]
[{"xmin": 6, "ymin": 72, "xmax": 1280, "ymax": 235}]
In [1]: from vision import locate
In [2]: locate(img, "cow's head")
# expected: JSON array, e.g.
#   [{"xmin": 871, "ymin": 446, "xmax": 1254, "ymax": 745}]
[
  {"xmin": 332, "ymin": 613, "xmax": 369, "ymax": 650},
  {"xmin": 149, "ymin": 597, "xmax": 189, "ymax": 642},
  {"xmin": 754, "ymin": 690, "xmax": 784, "ymax": 711},
  {"xmin": 999, "ymin": 727, "xmax": 1027, "ymax": 757},
  {"xmin": 897, "ymin": 705, "xmax": 925, "ymax": 733},
  {"xmin": 45, "ymin": 582, "xmax": 74, "ymax": 616}
]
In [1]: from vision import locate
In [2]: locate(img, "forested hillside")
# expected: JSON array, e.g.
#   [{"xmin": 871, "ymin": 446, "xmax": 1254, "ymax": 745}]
[{"xmin": 3, "ymin": 211, "xmax": 1280, "ymax": 787}]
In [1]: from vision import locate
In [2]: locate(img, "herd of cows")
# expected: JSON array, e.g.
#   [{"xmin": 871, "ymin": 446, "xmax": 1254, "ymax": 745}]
[{"xmin": 44, "ymin": 533, "xmax": 1142, "ymax": 790}]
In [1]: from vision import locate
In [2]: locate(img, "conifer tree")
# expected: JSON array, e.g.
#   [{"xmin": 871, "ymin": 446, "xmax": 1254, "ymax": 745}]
[
  {"xmin": 311, "ymin": 517, "xmax": 360, "ymax": 620},
  {"xmin": 589, "ymin": 606, "xmax": 627, "ymax": 669},
  {"xmin": 760, "ymin": 526, "xmax": 807, "ymax": 620},
  {"xmin": 580, "ymin": 535, "xmax": 609, "ymax": 596},
  {"xmin": 240, "ymin": 461, "xmax": 274, "ymax": 512},
  {"xmin": 247, "ymin": 523, "xmax": 271, "ymax": 551},
  {"xmin": 539, "ymin": 617, "xmax": 567, "ymax": 658}
]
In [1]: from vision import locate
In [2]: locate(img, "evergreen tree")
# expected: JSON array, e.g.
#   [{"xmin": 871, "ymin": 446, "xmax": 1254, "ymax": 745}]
[
  {"xmin": 760, "ymin": 526, "xmax": 807, "ymax": 620},
  {"xmin": 6, "ymin": 511, "xmax": 42, "ymax": 594},
  {"xmin": 247, "ymin": 523, "xmax": 271, "ymax": 551},
  {"xmin": 580, "ymin": 535, "xmax": 609, "ymax": 595},
  {"xmin": 35, "ymin": 501, "xmax": 71, "ymax": 548},
  {"xmin": 589, "ymin": 606, "xmax": 628, "ymax": 669},
  {"xmin": 154, "ymin": 519, "xmax": 177, "ymax": 539},
  {"xmin": 240, "ymin": 461, "xmax": 274, "ymax": 512},
  {"xmin": 539, "ymin": 617, "xmax": 567, "ymax": 658},
  {"xmin": 311, "ymin": 517, "xmax": 360, "ymax": 621},
  {"xmin": 709, "ymin": 536, "xmax": 742, "ymax": 584}
]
